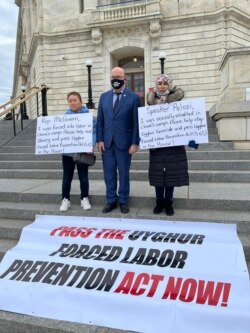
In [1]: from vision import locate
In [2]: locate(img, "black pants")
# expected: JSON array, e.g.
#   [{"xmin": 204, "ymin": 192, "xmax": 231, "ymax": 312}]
[
  {"xmin": 155, "ymin": 186, "xmax": 174, "ymax": 200},
  {"xmin": 62, "ymin": 155, "xmax": 89, "ymax": 200}
]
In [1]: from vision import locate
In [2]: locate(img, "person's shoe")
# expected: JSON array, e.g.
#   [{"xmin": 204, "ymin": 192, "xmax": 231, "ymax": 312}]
[
  {"xmin": 81, "ymin": 197, "xmax": 91, "ymax": 210},
  {"xmin": 120, "ymin": 203, "xmax": 129, "ymax": 214},
  {"xmin": 153, "ymin": 199, "xmax": 165, "ymax": 214},
  {"xmin": 165, "ymin": 200, "xmax": 174, "ymax": 216},
  {"xmin": 102, "ymin": 202, "xmax": 117, "ymax": 213},
  {"xmin": 60, "ymin": 198, "xmax": 70, "ymax": 212}
]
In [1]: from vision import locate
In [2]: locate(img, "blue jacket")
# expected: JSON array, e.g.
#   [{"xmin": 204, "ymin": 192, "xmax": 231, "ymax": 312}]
[{"xmin": 96, "ymin": 87, "xmax": 140, "ymax": 149}]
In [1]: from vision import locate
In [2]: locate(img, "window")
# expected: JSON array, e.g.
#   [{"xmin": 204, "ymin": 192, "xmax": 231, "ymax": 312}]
[
  {"xmin": 118, "ymin": 56, "xmax": 145, "ymax": 106},
  {"xmin": 119, "ymin": 56, "xmax": 144, "ymax": 70},
  {"xmin": 79, "ymin": 0, "xmax": 84, "ymax": 13},
  {"xmin": 126, "ymin": 73, "xmax": 145, "ymax": 106},
  {"xmin": 98, "ymin": 0, "xmax": 145, "ymax": 8}
]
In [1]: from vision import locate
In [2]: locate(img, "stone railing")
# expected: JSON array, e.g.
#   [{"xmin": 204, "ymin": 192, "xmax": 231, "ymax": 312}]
[
  {"xmin": 101, "ymin": 4, "xmax": 146, "ymax": 21},
  {"xmin": 87, "ymin": 1, "xmax": 162, "ymax": 53},
  {"xmin": 98, "ymin": 1, "xmax": 161, "ymax": 22}
]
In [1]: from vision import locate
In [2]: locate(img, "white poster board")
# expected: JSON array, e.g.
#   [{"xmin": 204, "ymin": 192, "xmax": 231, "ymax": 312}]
[
  {"xmin": 0, "ymin": 215, "xmax": 249, "ymax": 333},
  {"xmin": 138, "ymin": 97, "xmax": 208, "ymax": 149},
  {"xmin": 35, "ymin": 113, "xmax": 93, "ymax": 155}
]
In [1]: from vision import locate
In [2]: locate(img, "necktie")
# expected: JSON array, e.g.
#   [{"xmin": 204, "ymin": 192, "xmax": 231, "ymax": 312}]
[{"xmin": 113, "ymin": 93, "xmax": 121, "ymax": 112}]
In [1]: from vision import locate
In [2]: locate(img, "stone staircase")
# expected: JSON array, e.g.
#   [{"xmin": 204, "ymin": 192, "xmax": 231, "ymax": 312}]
[{"xmin": 0, "ymin": 116, "xmax": 250, "ymax": 332}]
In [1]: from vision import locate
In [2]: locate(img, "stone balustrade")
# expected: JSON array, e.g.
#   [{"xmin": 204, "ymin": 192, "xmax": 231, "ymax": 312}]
[
  {"xmin": 97, "ymin": 1, "xmax": 161, "ymax": 22},
  {"xmin": 101, "ymin": 4, "xmax": 147, "ymax": 21}
]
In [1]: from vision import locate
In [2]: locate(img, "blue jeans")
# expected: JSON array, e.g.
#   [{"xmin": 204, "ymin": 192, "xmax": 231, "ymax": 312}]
[
  {"xmin": 62, "ymin": 155, "xmax": 89, "ymax": 200},
  {"xmin": 155, "ymin": 186, "xmax": 174, "ymax": 200}
]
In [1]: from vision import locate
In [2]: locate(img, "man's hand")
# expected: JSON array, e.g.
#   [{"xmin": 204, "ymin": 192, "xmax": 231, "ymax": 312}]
[
  {"xmin": 97, "ymin": 141, "xmax": 105, "ymax": 153},
  {"xmin": 129, "ymin": 144, "xmax": 138, "ymax": 155}
]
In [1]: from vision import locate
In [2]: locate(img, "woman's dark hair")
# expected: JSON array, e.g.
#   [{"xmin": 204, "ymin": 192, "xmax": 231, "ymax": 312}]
[{"xmin": 67, "ymin": 91, "xmax": 82, "ymax": 102}]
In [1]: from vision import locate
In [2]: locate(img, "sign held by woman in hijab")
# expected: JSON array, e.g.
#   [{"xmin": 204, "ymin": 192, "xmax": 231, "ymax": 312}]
[{"xmin": 138, "ymin": 97, "xmax": 208, "ymax": 149}]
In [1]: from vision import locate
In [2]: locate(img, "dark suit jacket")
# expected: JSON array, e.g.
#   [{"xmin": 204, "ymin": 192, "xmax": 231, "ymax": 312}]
[{"xmin": 96, "ymin": 87, "xmax": 141, "ymax": 150}]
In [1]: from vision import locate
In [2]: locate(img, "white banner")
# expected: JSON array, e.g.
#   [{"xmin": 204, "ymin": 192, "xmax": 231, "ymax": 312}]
[
  {"xmin": 138, "ymin": 97, "xmax": 208, "ymax": 149},
  {"xmin": 35, "ymin": 113, "xmax": 93, "ymax": 155},
  {"xmin": 0, "ymin": 216, "xmax": 249, "ymax": 333}
]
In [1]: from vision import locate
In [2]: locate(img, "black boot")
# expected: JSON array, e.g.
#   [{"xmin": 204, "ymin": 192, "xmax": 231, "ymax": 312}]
[
  {"xmin": 153, "ymin": 199, "xmax": 165, "ymax": 214},
  {"xmin": 165, "ymin": 200, "xmax": 174, "ymax": 216}
]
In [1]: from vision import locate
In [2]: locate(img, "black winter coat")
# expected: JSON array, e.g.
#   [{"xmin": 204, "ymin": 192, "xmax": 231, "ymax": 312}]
[
  {"xmin": 147, "ymin": 87, "xmax": 189, "ymax": 188},
  {"xmin": 149, "ymin": 146, "xmax": 189, "ymax": 187}
]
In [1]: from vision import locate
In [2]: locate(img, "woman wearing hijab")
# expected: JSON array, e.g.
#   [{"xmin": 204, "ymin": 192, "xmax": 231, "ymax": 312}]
[{"xmin": 146, "ymin": 74, "xmax": 189, "ymax": 216}]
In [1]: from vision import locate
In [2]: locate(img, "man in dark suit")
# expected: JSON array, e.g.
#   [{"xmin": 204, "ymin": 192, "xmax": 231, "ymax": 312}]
[{"xmin": 96, "ymin": 67, "xmax": 141, "ymax": 214}]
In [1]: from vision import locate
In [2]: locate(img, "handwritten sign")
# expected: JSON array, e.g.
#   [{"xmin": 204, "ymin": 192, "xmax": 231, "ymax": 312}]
[
  {"xmin": 138, "ymin": 97, "xmax": 208, "ymax": 149},
  {"xmin": 35, "ymin": 113, "xmax": 93, "ymax": 155}
]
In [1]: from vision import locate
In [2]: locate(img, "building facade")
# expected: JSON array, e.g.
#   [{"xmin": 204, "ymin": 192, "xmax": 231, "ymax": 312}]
[{"xmin": 13, "ymin": 0, "xmax": 250, "ymax": 145}]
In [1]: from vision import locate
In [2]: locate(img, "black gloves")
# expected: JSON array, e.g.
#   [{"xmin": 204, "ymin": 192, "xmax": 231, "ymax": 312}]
[{"xmin": 188, "ymin": 140, "xmax": 199, "ymax": 149}]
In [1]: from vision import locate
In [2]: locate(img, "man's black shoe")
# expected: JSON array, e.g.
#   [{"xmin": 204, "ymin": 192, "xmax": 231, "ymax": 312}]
[
  {"xmin": 102, "ymin": 202, "xmax": 117, "ymax": 213},
  {"xmin": 120, "ymin": 203, "xmax": 129, "ymax": 214}
]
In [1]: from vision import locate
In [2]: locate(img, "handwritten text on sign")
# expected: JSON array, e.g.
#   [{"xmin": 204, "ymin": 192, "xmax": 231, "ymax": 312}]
[
  {"xmin": 35, "ymin": 113, "xmax": 93, "ymax": 155},
  {"xmin": 138, "ymin": 97, "xmax": 208, "ymax": 149}
]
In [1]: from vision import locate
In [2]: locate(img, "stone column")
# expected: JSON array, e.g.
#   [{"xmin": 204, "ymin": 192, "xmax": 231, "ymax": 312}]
[
  {"xmin": 209, "ymin": 47, "xmax": 250, "ymax": 148},
  {"xmin": 150, "ymin": 19, "xmax": 161, "ymax": 50},
  {"xmin": 84, "ymin": 0, "xmax": 97, "ymax": 11}
]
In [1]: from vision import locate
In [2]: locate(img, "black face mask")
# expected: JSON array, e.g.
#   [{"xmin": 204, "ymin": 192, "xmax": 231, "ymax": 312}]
[{"xmin": 111, "ymin": 79, "xmax": 125, "ymax": 89}]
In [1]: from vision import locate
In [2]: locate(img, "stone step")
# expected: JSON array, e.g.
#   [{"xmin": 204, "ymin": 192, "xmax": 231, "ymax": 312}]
[
  {"xmin": 1, "ymin": 159, "xmax": 250, "ymax": 171},
  {"xmin": 0, "ymin": 213, "xmax": 249, "ymax": 262},
  {"xmin": 1, "ymin": 114, "xmax": 216, "ymax": 128},
  {"xmin": 188, "ymin": 170, "xmax": 250, "ymax": 182},
  {"xmin": 0, "ymin": 121, "xmax": 33, "ymax": 140},
  {"xmin": 0, "ymin": 168, "xmax": 250, "ymax": 182},
  {"xmin": 1, "ymin": 134, "xmax": 219, "ymax": 145},
  {"xmin": 1, "ymin": 130, "xmax": 219, "ymax": 140},
  {"xmin": 187, "ymin": 150, "xmax": 250, "ymax": 159},
  {"xmin": 0, "ymin": 218, "xmax": 31, "ymax": 240},
  {"xmin": 0, "ymin": 178, "xmax": 249, "ymax": 210},
  {"xmin": 0, "ymin": 126, "xmax": 24, "ymax": 134},
  {"xmin": 0, "ymin": 199, "xmax": 249, "ymax": 226},
  {"xmin": 188, "ymin": 160, "xmax": 250, "ymax": 170},
  {"xmin": 0, "ymin": 307, "xmax": 139, "ymax": 333},
  {"xmin": 0, "ymin": 238, "xmax": 17, "ymax": 262},
  {"xmin": 0, "ymin": 212, "xmax": 247, "ymax": 243},
  {"xmin": 0, "ymin": 119, "xmax": 33, "ymax": 128},
  {"xmin": 2, "ymin": 149, "xmax": 250, "ymax": 160},
  {"xmin": 3, "ymin": 141, "xmax": 227, "ymax": 151},
  {"xmin": 1, "ymin": 146, "xmax": 36, "ymax": 153},
  {"xmin": 0, "ymin": 125, "xmax": 45, "ymax": 133},
  {"xmin": 0, "ymin": 140, "xmax": 9, "ymax": 147},
  {"xmin": 0, "ymin": 128, "xmax": 31, "ymax": 136},
  {"xmin": 0, "ymin": 114, "xmax": 217, "ymax": 141}
]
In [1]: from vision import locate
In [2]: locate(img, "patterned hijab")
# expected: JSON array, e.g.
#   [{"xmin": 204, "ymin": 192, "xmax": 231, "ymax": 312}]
[
  {"xmin": 156, "ymin": 74, "xmax": 173, "ymax": 90},
  {"xmin": 155, "ymin": 74, "xmax": 173, "ymax": 103}
]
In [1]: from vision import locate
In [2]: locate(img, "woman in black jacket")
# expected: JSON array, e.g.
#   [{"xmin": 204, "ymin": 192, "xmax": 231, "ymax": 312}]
[{"xmin": 146, "ymin": 74, "xmax": 189, "ymax": 216}]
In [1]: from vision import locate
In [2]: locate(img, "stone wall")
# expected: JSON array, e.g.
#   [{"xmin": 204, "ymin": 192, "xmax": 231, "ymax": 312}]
[
  {"xmin": 209, "ymin": 48, "xmax": 250, "ymax": 147},
  {"xmin": 13, "ymin": 0, "xmax": 250, "ymax": 137}
]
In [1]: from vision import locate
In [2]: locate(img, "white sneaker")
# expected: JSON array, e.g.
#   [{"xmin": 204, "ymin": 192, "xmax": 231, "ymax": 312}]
[
  {"xmin": 81, "ymin": 197, "xmax": 91, "ymax": 210},
  {"xmin": 60, "ymin": 198, "xmax": 70, "ymax": 212}
]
